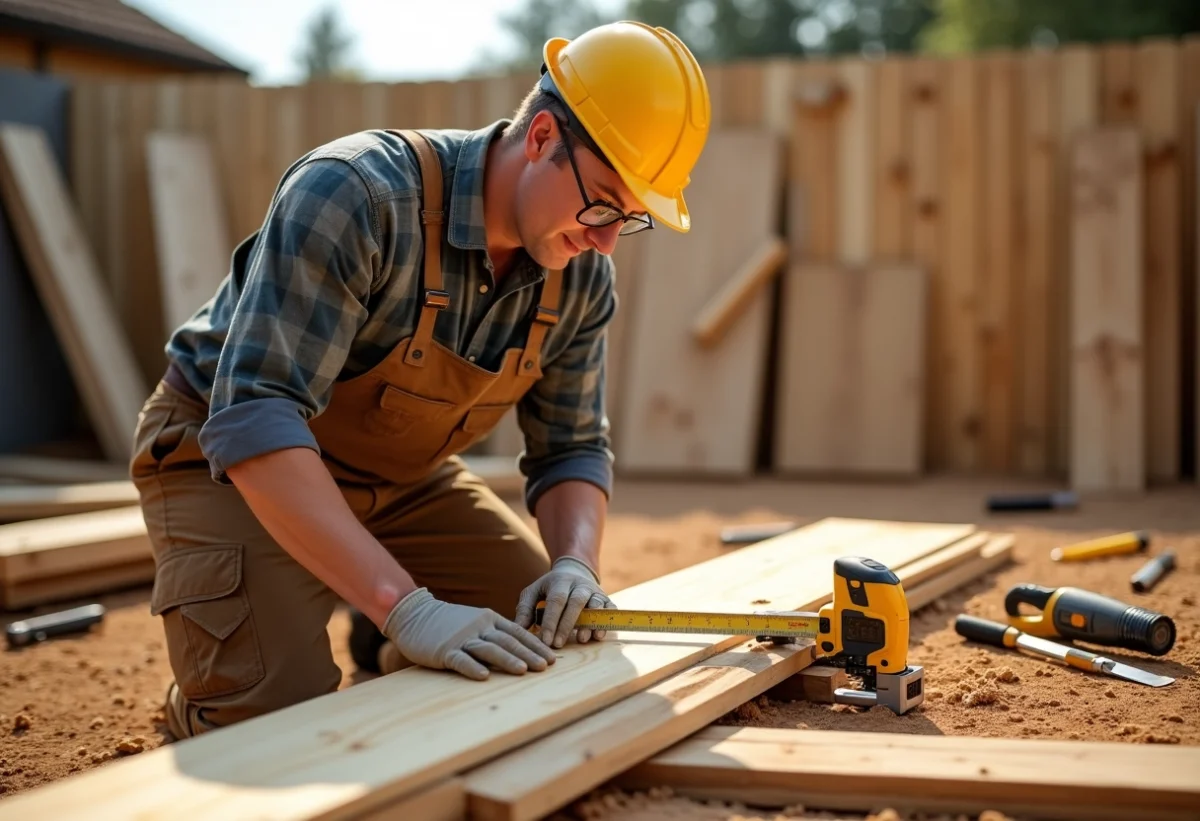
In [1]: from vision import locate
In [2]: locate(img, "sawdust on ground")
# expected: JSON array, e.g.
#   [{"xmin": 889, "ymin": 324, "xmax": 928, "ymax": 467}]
[{"xmin": 1, "ymin": 475, "xmax": 1197, "ymax": 820}]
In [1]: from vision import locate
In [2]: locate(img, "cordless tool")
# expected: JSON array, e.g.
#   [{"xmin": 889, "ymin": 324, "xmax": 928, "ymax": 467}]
[{"xmin": 1004, "ymin": 583, "xmax": 1175, "ymax": 656}]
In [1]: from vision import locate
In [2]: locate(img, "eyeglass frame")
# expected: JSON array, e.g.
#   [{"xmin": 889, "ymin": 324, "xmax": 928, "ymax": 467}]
[{"xmin": 537, "ymin": 69, "xmax": 655, "ymax": 236}]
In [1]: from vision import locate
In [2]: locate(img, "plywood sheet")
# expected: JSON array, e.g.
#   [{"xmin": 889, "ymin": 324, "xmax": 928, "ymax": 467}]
[
  {"xmin": 0, "ymin": 517, "xmax": 972, "ymax": 820},
  {"xmin": 145, "ymin": 131, "xmax": 233, "ymax": 331},
  {"xmin": 1069, "ymin": 127, "xmax": 1144, "ymax": 490},
  {"xmin": 616, "ymin": 130, "xmax": 783, "ymax": 475},
  {"xmin": 0, "ymin": 123, "xmax": 148, "ymax": 462},
  {"xmin": 775, "ymin": 262, "xmax": 926, "ymax": 476}
]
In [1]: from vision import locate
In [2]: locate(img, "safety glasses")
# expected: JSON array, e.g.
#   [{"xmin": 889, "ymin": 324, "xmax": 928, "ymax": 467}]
[{"xmin": 555, "ymin": 117, "xmax": 654, "ymax": 236}]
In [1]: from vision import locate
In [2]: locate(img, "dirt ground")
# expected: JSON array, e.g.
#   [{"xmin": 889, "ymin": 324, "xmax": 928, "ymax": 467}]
[{"xmin": 1, "ymin": 474, "xmax": 1197, "ymax": 820}]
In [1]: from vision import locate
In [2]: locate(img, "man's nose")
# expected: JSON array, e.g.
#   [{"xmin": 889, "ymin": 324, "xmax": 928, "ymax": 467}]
[{"xmin": 585, "ymin": 222, "xmax": 623, "ymax": 255}]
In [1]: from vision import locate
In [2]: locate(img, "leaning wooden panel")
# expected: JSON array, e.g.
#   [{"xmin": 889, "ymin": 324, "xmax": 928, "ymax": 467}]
[
  {"xmin": 462, "ymin": 530, "xmax": 1000, "ymax": 821},
  {"xmin": 1069, "ymin": 127, "xmax": 1144, "ymax": 491},
  {"xmin": 0, "ymin": 517, "xmax": 972, "ymax": 820},
  {"xmin": 775, "ymin": 262, "xmax": 926, "ymax": 476},
  {"xmin": 616, "ymin": 130, "xmax": 783, "ymax": 475},
  {"xmin": 619, "ymin": 726, "xmax": 1200, "ymax": 821},
  {"xmin": 0, "ymin": 124, "xmax": 149, "ymax": 463}
]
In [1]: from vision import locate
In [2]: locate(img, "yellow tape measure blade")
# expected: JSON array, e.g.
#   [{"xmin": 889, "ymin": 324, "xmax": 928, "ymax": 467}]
[{"xmin": 534, "ymin": 605, "xmax": 822, "ymax": 639}]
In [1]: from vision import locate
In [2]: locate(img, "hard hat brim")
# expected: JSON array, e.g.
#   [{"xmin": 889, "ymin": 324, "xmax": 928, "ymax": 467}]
[{"xmin": 542, "ymin": 36, "xmax": 693, "ymax": 233}]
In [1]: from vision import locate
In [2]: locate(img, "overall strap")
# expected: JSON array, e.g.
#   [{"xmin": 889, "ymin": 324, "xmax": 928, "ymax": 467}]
[
  {"xmin": 394, "ymin": 129, "xmax": 446, "ymax": 368},
  {"xmin": 519, "ymin": 266, "xmax": 563, "ymax": 374}
]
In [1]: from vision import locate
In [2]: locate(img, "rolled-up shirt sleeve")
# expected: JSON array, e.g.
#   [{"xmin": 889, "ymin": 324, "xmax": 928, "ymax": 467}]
[
  {"xmin": 198, "ymin": 158, "xmax": 379, "ymax": 483},
  {"xmin": 518, "ymin": 253, "xmax": 617, "ymax": 513}
]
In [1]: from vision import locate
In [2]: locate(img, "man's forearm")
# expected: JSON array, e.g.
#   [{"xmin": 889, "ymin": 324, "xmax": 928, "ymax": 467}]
[
  {"xmin": 225, "ymin": 446, "xmax": 418, "ymax": 627},
  {"xmin": 532, "ymin": 479, "xmax": 608, "ymax": 574}
]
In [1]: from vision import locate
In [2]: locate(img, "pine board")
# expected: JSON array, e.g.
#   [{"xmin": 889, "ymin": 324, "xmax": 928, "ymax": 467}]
[
  {"xmin": 463, "ymin": 530, "xmax": 1006, "ymax": 821},
  {"xmin": 0, "ymin": 481, "xmax": 139, "ymax": 523},
  {"xmin": 0, "ymin": 506, "xmax": 149, "ymax": 585},
  {"xmin": 145, "ymin": 131, "xmax": 233, "ymax": 331},
  {"xmin": 0, "ymin": 123, "xmax": 149, "ymax": 462},
  {"xmin": 615, "ymin": 130, "xmax": 783, "ymax": 475},
  {"xmin": 619, "ymin": 726, "xmax": 1200, "ymax": 821},
  {"xmin": 775, "ymin": 262, "xmax": 926, "ymax": 475},
  {"xmin": 0, "ymin": 517, "xmax": 973, "ymax": 821},
  {"xmin": 1069, "ymin": 127, "xmax": 1144, "ymax": 490}
]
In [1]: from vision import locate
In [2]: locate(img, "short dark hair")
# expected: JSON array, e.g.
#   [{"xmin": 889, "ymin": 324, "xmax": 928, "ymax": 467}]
[{"xmin": 501, "ymin": 81, "xmax": 570, "ymax": 165}]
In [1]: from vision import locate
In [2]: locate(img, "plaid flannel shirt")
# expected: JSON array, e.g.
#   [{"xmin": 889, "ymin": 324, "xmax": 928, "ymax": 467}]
[{"xmin": 164, "ymin": 121, "xmax": 617, "ymax": 513}]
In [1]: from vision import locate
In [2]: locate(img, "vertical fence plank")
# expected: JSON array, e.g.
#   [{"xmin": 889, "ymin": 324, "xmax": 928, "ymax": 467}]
[
  {"xmin": 873, "ymin": 56, "xmax": 911, "ymax": 262},
  {"xmin": 837, "ymin": 58, "xmax": 874, "ymax": 265},
  {"xmin": 1136, "ymin": 39, "xmax": 1181, "ymax": 483},
  {"xmin": 1017, "ymin": 49, "xmax": 1057, "ymax": 476},
  {"xmin": 722, "ymin": 60, "xmax": 765, "ymax": 128},
  {"xmin": 1101, "ymin": 42, "xmax": 1137, "ymax": 125},
  {"xmin": 908, "ymin": 56, "xmax": 944, "ymax": 471},
  {"xmin": 788, "ymin": 60, "xmax": 839, "ymax": 262},
  {"xmin": 1055, "ymin": 46, "xmax": 1100, "ymax": 478},
  {"xmin": 980, "ymin": 51, "xmax": 1019, "ymax": 473},
  {"xmin": 940, "ymin": 56, "xmax": 983, "ymax": 472}
]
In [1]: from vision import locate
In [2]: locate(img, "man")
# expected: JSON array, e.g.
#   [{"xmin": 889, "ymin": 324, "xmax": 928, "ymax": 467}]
[{"xmin": 129, "ymin": 20, "xmax": 711, "ymax": 739}]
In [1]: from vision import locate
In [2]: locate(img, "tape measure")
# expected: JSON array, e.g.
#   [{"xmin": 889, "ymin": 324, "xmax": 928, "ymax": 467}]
[{"xmin": 533, "ymin": 604, "xmax": 827, "ymax": 641}]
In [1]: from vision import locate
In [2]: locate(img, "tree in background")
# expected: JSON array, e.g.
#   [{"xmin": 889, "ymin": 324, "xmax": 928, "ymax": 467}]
[
  {"xmin": 295, "ymin": 4, "xmax": 362, "ymax": 81},
  {"xmin": 919, "ymin": 0, "xmax": 1200, "ymax": 53}
]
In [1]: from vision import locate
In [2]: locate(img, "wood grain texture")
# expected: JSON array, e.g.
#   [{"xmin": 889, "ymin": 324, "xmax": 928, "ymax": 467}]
[
  {"xmin": 1070, "ymin": 127, "xmax": 1144, "ymax": 490},
  {"xmin": 620, "ymin": 726, "xmax": 1200, "ymax": 821},
  {"xmin": 616, "ymin": 130, "xmax": 782, "ymax": 475},
  {"xmin": 462, "ymin": 525, "xmax": 986, "ymax": 821},
  {"xmin": 690, "ymin": 236, "xmax": 786, "ymax": 349},
  {"xmin": 0, "ymin": 481, "xmax": 138, "ymax": 523},
  {"xmin": 0, "ymin": 123, "xmax": 149, "ymax": 462},
  {"xmin": 0, "ymin": 506, "xmax": 149, "ymax": 586},
  {"xmin": 775, "ymin": 263, "xmax": 926, "ymax": 476},
  {"xmin": 146, "ymin": 132, "xmax": 234, "ymax": 332},
  {"xmin": 0, "ymin": 517, "xmax": 972, "ymax": 820}
]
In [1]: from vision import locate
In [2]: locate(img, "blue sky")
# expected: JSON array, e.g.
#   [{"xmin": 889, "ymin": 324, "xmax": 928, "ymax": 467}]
[{"xmin": 124, "ymin": 0, "xmax": 624, "ymax": 85}]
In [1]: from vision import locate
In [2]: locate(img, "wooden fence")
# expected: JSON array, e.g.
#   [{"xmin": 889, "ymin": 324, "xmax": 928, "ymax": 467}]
[{"xmin": 65, "ymin": 35, "xmax": 1200, "ymax": 483}]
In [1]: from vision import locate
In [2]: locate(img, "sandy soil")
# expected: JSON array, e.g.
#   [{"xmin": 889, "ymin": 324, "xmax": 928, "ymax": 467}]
[{"xmin": 1, "ymin": 474, "xmax": 1197, "ymax": 819}]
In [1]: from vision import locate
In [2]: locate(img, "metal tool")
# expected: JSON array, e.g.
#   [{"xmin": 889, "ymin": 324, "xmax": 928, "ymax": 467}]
[
  {"xmin": 718, "ymin": 521, "xmax": 796, "ymax": 546},
  {"xmin": 1131, "ymin": 549, "xmax": 1176, "ymax": 593},
  {"xmin": 1004, "ymin": 583, "xmax": 1175, "ymax": 656},
  {"xmin": 536, "ymin": 556, "xmax": 924, "ymax": 714},
  {"xmin": 5, "ymin": 603, "xmax": 106, "ymax": 648},
  {"xmin": 1050, "ymin": 530, "xmax": 1149, "ymax": 562},
  {"xmin": 985, "ymin": 490, "xmax": 1078, "ymax": 513},
  {"xmin": 955, "ymin": 614, "xmax": 1174, "ymax": 687}
]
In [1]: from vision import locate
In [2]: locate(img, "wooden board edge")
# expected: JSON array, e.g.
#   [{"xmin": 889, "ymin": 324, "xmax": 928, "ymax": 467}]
[{"xmin": 344, "ymin": 777, "xmax": 465, "ymax": 821}]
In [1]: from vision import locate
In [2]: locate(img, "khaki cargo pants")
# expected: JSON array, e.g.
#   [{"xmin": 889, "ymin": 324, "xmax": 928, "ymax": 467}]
[{"xmin": 129, "ymin": 379, "xmax": 551, "ymax": 738}]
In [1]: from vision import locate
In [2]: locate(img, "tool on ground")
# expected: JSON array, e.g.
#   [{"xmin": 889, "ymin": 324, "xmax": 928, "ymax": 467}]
[
  {"xmin": 719, "ymin": 521, "xmax": 796, "ymax": 546},
  {"xmin": 985, "ymin": 490, "xmax": 1078, "ymax": 512},
  {"xmin": 1049, "ymin": 530, "xmax": 1149, "ymax": 562},
  {"xmin": 954, "ymin": 614, "xmax": 1174, "ymax": 687},
  {"xmin": 535, "ymin": 556, "xmax": 923, "ymax": 714},
  {"xmin": 5, "ymin": 603, "xmax": 105, "ymax": 648},
  {"xmin": 1004, "ymin": 583, "xmax": 1175, "ymax": 656},
  {"xmin": 1131, "ymin": 549, "xmax": 1176, "ymax": 593}
]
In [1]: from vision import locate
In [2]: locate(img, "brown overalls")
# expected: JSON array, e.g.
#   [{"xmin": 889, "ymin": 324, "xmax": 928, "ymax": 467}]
[{"xmin": 130, "ymin": 130, "xmax": 561, "ymax": 738}]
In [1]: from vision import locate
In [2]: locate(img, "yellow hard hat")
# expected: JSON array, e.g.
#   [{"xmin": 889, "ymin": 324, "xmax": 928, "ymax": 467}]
[{"xmin": 540, "ymin": 21, "xmax": 711, "ymax": 233}]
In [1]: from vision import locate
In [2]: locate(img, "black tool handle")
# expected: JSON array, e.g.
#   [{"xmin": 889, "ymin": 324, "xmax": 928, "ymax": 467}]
[
  {"xmin": 1004, "ymin": 583, "xmax": 1055, "ymax": 617},
  {"xmin": 954, "ymin": 614, "xmax": 1012, "ymax": 648},
  {"xmin": 5, "ymin": 604, "xmax": 105, "ymax": 648}
]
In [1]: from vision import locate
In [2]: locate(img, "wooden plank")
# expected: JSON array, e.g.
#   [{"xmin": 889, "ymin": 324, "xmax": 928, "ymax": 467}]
[
  {"xmin": 1055, "ymin": 46, "xmax": 1100, "ymax": 477},
  {"xmin": 980, "ymin": 52, "xmax": 1019, "ymax": 473},
  {"xmin": 789, "ymin": 61, "xmax": 840, "ymax": 261},
  {"xmin": 836, "ymin": 58, "xmax": 873, "ymax": 264},
  {"xmin": 0, "ymin": 506, "xmax": 149, "ymax": 586},
  {"xmin": 619, "ymin": 726, "xmax": 1200, "ymax": 821},
  {"xmin": 0, "ymin": 481, "xmax": 138, "ymax": 522},
  {"xmin": 1135, "ymin": 40, "xmax": 1182, "ymax": 483},
  {"xmin": 146, "ymin": 132, "xmax": 234, "ymax": 331},
  {"xmin": 0, "ymin": 517, "xmax": 974, "ymax": 820},
  {"xmin": 775, "ymin": 262, "xmax": 926, "ymax": 476},
  {"xmin": 345, "ymin": 778, "xmax": 464, "ymax": 821},
  {"xmin": 873, "ymin": 56, "xmax": 911, "ymax": 261},
  {"xmin": 689, "ymin": 236, "xmax": 786, "ymax": 349},
  {"xmin": 2, "ymin": 558, "xmax": 155, "ymax": 611},
  {"xmin": 1070, "ymin": 127, "xmax": 1144, "ymax": 491},
  {"xmin": 616, "ymin": 130, "xmax": 783, "ymax": 475},
  {"xmin": 0, "ymin": 123, "xmax": 149, "ymax": 463},
  {"xmin": 0, "ymin": 456, "xmax": 127, "ymax": 484},
  {"xmin": 1017, "ymin": 50, "xmax": 1058, "ymax": 475},
  {"xmin": 462, "ymin": 530, "xmax": 1004, "ymax": 821}
]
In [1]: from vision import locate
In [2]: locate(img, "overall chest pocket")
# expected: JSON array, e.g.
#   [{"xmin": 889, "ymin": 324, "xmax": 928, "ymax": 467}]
[{"xmin": 365, "ymin": 384, "xmax": 456, "ymax": 438}]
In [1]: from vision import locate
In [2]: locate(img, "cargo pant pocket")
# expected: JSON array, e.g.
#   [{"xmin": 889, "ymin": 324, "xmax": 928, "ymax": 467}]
[{"xmin": 150, "ymin": 544, "xmax": 265, "ymax": 700}]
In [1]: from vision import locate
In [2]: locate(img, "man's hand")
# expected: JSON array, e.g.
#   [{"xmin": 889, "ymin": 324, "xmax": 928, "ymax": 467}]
[
  {"xmin": 514, "ymin": 556, "xmax": 616, "ymax": 648},
  {"xmin": 382, "ymin": 588, "xmax": 557, "ymax": 681}
]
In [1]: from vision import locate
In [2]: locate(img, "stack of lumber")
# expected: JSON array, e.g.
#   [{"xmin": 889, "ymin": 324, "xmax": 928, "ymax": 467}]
[{"xmin": 0, "ymin": 515, "xmax": 1027, "ymax": 821}]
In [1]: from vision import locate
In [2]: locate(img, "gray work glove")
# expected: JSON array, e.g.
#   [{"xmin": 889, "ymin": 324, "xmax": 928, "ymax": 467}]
[
  {"xmin": 514, "ymin": 556, "xmax": 616, "ymax": 649},
  {"xmin": 382, "ymin": 588, "xmax": 557, "ymax": 681}
]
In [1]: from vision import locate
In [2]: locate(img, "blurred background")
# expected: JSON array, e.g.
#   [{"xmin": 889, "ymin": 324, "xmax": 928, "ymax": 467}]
[{"xmin": 1, "ymin": 0, "xmax": 1199, "ymax": 495}]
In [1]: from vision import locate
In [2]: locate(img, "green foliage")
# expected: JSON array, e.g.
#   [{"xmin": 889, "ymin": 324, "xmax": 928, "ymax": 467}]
[
  {"xmin": 919, "ymin": 0, "xmax": 1200, "ymax": 54},
  {"xmin": 295, "ymin": 4, "xmax": 362, "ymax": 81}
]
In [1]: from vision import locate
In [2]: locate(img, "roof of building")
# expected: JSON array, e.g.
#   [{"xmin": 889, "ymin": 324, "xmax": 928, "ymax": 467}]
[{"xmin": 0, "ymin": 0, "xmax": 249, "ymax": 74}]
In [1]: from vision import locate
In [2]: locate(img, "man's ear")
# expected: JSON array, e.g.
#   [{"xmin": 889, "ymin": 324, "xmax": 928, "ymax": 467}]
[{"xmin": 523, "ymin": 110, "xmax": 558, "ymax": 162}]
